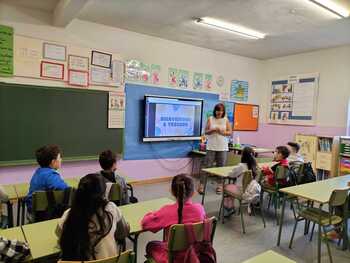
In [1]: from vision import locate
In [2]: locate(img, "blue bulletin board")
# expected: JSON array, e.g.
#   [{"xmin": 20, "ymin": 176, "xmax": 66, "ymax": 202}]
[{"xmin": 124, "ymin": 83, "xmax": 219, "ymax": 160}]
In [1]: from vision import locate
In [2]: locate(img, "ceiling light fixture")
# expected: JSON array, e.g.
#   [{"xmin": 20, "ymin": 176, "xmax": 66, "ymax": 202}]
[
  {"xmin": 195, "ymin": 17, "xmax": 266, "ymax": 40},
  {"xmin": 308, "ymin": 0, "xmax": 349, "ymax": 18}
]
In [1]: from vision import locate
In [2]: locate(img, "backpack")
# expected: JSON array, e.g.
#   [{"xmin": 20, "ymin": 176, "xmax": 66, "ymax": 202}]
[
  {"xmin": 183, "ymin": 220, "xmax": 216, "ymax": 263},
  {"xmin": 299, "ymin": 162, "xmax": 316, "ymax": 184},
  {"xmin": 0, "ymin": 237, "xmax": 30, "ymax": 262}
]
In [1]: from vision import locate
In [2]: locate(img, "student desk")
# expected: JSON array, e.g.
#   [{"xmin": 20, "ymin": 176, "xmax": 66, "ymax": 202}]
[
  {"xmin": 201, "ymin": 162, "xmax": 276, "ymax": 215},
  {"xmin": 0, "ymin": 226, "xmax": 26, "ymax": 242},
  {"xmin": 242, "ymin": 250, "xmax": 296, "ymax": 263},
  {"xmin": 277, "ymin": 175, "xmax": 350, "ymax": 263},
  {"xmin": 21, "ymin": 218, "xmax": 60, "ymax": 261},
  {"xmin": 189, "ymin": 150, "xmax": 207, "ymax": 176},
  {"xmin": 119, "ymin": 197, "xmax": 173, "ymax": 261},
  {"xmin": 229, "ymin": 146, "xmax": 274, "ymax": 157},
  {"xmin": 3, "ymin": 185, "xmax": 18, "ymax": 227}
]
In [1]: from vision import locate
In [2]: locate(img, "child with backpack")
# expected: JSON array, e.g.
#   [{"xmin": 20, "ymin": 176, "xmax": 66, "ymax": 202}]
[
  {"xmin": 142, "ymin": 174, "xmax": 206, "ymax": 263},
  {"xmin": 262, "ymin": 146, "xmax": 290, "ymax": 187}
]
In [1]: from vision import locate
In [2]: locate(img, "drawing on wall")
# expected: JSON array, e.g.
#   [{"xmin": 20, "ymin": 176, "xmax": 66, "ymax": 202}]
[
  {"xmin": 193, "ymin": 72, "xmax": 203, "ymax": 90},
  {"xmin": 216, "ymin": 75, "xmax": 224, "ymax": 88},
  {"xmin": 151, "ymin": 64, "xmax": 161, "ymax": 84},
  {"xmin": 178, "ymin": 69, "xmax": 189, "ymax": 88},
  {"xmin": 125, "ymin": 59, "xmax": 142, "ymax": 82},
  {"xmin": 168, "ymin": 67, "xmax": 178, "ymax": 87},
  {"xmin": 230, "ymin": 80, "xmax": 248, "ymax": 101},
  {"xmin": 204, "ymin": 74, "xmax": 213, "ymax": 90},
  {"xmin": 140, "ymin": 62, "xmax": 150, "ymax": 83}
]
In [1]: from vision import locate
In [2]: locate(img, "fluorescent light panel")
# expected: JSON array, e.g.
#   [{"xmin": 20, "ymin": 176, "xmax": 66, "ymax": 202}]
[
  {"xmin": 195, "ymin": 17, "xmax": 266, "ymax": 39},
  {"xmin": 308, "ymin": 0, "xmax": 349, "ymax": 18}
]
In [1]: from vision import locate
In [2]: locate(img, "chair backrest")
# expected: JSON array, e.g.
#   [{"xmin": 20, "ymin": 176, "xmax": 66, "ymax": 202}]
[
  {"xmin": 329, "ymin": 189, "xmax": 349, "ymax": 207},
  {"xmin": 32, "ymin": 188, "xmax": 74, "ymax": 222},
  {"xmin": 167, "ymin": 217, "xmax": 217, "ymax": 263},
  {"xmin": 242, "ymin": 170, "xmax": 253, "ymax": 192},
  {"xmin": 108, "ymin": 183, "xmax": 122, "ymax": 203},
  {"xmin": 57, "ymin": 249, "xmax": 135, "ymax": 263}
]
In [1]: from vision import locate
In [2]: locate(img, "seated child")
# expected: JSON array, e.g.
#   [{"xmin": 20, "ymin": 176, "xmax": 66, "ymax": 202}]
[
  {"xmin": 25, "ymin": 145, "xmax": 68, "ymax": 214},
  {"xmin": 99, "ymin": 150, "xmax": 130, "ymax": 205},
  {"xmin": 224, "ymin": 147, "xmax": 261, "ymax": 216},
  {"xmin": 57, "ymin": 173, "xmax": 129, "ymax": 260},
  {"xmin": 262, "ymin": 146, "xmax": 290, "ymax": 187},
  {"xmin": 142, "ymin": 174, "xmax": 206, "ymax": 263},
  {"xmin": 287, "ymin": 142, "xmax": 304, "ymax": 163}
]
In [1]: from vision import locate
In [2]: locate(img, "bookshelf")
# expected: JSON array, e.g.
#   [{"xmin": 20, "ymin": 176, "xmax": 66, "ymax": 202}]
[
  {"xmin": 338, "ymin": 136, "xmax": 350, "ymax": 176},
  {"xmin": 295, "ymin": 134, "xmax": 339, "ymax": 178}
]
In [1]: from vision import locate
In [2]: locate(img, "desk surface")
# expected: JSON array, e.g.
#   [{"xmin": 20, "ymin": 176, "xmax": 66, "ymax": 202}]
[
  {"xmin": 0, "ymin": 226, "xmax": 26, "ymax": 242},
  {"xmin": 280, "ymin": 175, "xmax": 350, "ymax": 204},
  {"xmin": 22, "ymin": 219, "xmax": 59, "ymax": 260},
  {"xmin": 230, "ymin": 146, "xmax": 274, "ymax": 154},
  {"xmin": 242, "ymin": 250, "xmax": 296, "ymax": 263},
  {"xmin": 202, "ymin": 162, "xmax": 276, "ymax": 177},
  {"xmin": 120, "ymin": 197, "xmax": 173, "ymax": 234},
  {"xmin": 3, "ymin": 185, "xmax": 18, "ymax": 201}
]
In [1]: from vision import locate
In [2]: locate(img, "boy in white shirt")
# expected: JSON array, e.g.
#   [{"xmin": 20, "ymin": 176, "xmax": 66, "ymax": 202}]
[{"xmin": 287, "ymin": 142, "xmax": 304, "ymax": 163}]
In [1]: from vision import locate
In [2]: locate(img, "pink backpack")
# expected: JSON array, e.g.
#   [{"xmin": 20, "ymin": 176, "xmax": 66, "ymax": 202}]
[{"xmin": 183, "ymin": 220, "xmax": 217, "ymax": 263}]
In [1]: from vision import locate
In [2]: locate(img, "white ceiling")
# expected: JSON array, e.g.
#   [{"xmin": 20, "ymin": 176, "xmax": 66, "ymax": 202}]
[{"xmin": 5, "ymin": 0, "xmax": 350, "ymax": 59}]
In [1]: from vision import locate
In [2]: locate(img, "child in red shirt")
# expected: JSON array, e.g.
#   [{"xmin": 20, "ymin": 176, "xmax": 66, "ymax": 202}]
[{"xmin": 262, "ymin": 146, "xmax": 290, "ymax": 187}]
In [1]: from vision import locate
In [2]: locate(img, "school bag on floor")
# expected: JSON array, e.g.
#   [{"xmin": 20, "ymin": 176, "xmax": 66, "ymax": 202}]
[{"xmin": 183, "ymin": 220, "xmax": 216, "ymax": 263}]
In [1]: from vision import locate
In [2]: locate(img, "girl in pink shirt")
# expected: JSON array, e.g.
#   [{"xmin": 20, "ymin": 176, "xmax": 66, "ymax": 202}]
[{"xmin": 141, "ymin": 174, "xmax": 206, "ymax": 263}]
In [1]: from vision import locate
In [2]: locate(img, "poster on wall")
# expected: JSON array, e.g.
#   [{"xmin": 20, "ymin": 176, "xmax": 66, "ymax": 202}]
[
  {"xmin": 268, "ymin": 73, "xmax": 319, "ymax": 126},
  {"xmin": 151, "ymin": 64, "xmax": 160, "ymax": 84},
  {"xmin": 43, "ymin": 43, "xmax": 66, "ymax": 61},
  {"xmin": 90, "ymin": 66, "xmax": 111, "ymax": 84},
  {"xmin": 68, "ymin": 55, "xmax": 89, "ymax": 71},
  {"xmin": 204, "ymin": 74, "xmax": 213, "ymax": 90},
  {"xmin": 230, "ymin": 80, "xmax": 248, "ymax": 101},
  {"xmin": 112, "ymin": 60, "xmax": 124, "ymax": 86},
  {"xmin": 178, "ymin": 69, "xmax": 189, "ymax": 88},
  {"xmin": 68, "ymin": 70, "xmax": 89, "ymax": 87},
  {"xmin": 0, "ymin": 25, "xmax": 13, "ymax": 77},
  {"xmin": 125, "ymin": 59, "xmax": 142, "ymax": 82},
  {"xmin": 193, "ymin": 72, "xmax": 203, "ymax": 90},
  {"xmin": 168, "ymin": 67, "xmax": 178, "ymax": 87},
  {"xmin": 91, "ymin": 50, "xmax": 112, "ymax": 68},
  {"xmin": 140, "ymin": 62, "xmax": 150, "ymax": 83},
  {"xmin": 40, "ymin": 61, "xmax": 64, "ymax": 80},
  {"xmin": 108, "ymin": 92, "xmax": 125, "ymax": 128}
]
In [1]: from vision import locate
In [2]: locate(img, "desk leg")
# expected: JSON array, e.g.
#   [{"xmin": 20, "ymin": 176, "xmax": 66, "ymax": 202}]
[
  {"xmin": 6, "ymin": 201, "xmax": 13, "ymax": 228},
  {"xmin": 219, "ymin": 179, "xmax": 225, "ymax": 224},
  {"xmin": 16, "ymin": 200, "xmax": 21, "ymax": 226},
  {"xmin": 277, "ymin": 195, "xmax": 286, "ymax": 246},
  {"xmin": 128, "ymin": 234, "xmax": 139, "ymax": 263},
  {"xmin": 21, "ymin": 199, "xmax": 26, "ymax": 225},
  {"xmin": 201, "ymin": 172, "xmax": 208, "ymax": 205},
  {"xmin": 342, "ymin": 198, "xmax": 349, "ymax": 250},
  {"xmin": 317, "ymin": 223, "xmax": 321, "ymax": 263}
]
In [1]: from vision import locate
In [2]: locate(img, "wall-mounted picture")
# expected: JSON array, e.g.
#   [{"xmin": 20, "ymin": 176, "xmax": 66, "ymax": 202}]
[
  {"xmin": 91, "ymin": 50, "xmax": 112, "ymax": 68},
  {"xmin": 43, "ymin": 42, "xmax": 66, "ymax": 61}
]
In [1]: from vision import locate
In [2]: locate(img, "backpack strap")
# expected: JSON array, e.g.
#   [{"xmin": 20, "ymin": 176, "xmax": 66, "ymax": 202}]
[{"xmin": 184, "ymin": 223, "xmax": 197, "ymax": 244}]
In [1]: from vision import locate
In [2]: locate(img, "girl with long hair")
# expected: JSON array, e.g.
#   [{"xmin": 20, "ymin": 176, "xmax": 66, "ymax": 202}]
[
  {"xmin": 142, "ymin": 174, "xmax": 206, "ymax": 263},
  {"xmin": 56, "ymin": 173, "xmax": 129, "ymax": 260}
]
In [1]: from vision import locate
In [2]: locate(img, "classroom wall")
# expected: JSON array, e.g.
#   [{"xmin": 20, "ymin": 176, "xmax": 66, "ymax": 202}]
[
  {"xmin": 0, "ymin": 2, "xmax": 263, "ymax": 182},
  {"xmin": 256, "ymin": 45, "xmax": 350, "ymax": 147}
]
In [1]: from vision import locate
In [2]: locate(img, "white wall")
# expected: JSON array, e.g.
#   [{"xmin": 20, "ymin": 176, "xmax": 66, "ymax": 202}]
[{"xmin": 262, "ymin": 45, "xmax": 350, "ymax": 128}]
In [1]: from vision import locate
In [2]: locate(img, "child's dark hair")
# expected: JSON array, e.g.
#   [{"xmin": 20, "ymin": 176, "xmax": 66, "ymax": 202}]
[
  {"xmin": 99, "ymin": 150, "xmax": 116, "ymax": 170},
  {"xmin": 60, "ymin": 173, "xmax": 112, "ymax": 260},
  {"xmin": 35, "ymin": 145, "xmax": 61, "ymax": 167},
  {"xmin": 276, "ymin": 146, "xmax": 290, "ymax": 159},
  {"xmin": 171, "ymin": 174, "xmax": 194, "ymax": 224},
  {"xmin": 213, "ymin": 103, "xmax": 226, "ymax": 118},
  {"xmin": 241, "ymin": 147, "xmax": 257, "ymax": 178},
  {"xmin": 287, "ymin": 142, "xmax": 300, "ymax": 153}
]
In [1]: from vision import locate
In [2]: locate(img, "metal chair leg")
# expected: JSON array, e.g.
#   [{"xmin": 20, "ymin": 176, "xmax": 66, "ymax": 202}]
[
  {"xmin": 323, "ymin": 226, "xmax": 333, "ymax": 263},
  {"xmin": 289, "ymin": 219, "xmax": 299, "ymax": 248},
  {"xmin": 309, "ymin": 222, "xmax": 316, "ymax": 242},
  {"xmin": 239, "ymin": 202, "xmax": 246, "ymax": 234},
  {"xmin": 317, "ymin": 224, "xmax": 321, "ymax": 263}
]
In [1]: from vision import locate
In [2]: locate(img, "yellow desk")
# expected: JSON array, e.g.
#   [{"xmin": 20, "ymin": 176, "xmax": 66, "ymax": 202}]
[
  {"xmin": 277, "ymin": 175, "xmax": 350, "ymax": 262},
  {"xmin": 120, "ymin": 197, "xmax": 173, "ymax": 260},
  {"xmin": 22, "ymin": 219, "xmax": 59, "ymax": 260},
  {"xmin": 242, "ymin": 250, "xmax": 296, "ymax": 263},
  {"xmin": 0, "ymin": 226, "xmax": 26, "ymax": 242}
]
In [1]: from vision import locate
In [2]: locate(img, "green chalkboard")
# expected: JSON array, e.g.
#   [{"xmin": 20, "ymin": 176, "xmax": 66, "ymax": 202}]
[{"xmin": 0, "ymin": 82, "xmax": 123, "ymax": 166}]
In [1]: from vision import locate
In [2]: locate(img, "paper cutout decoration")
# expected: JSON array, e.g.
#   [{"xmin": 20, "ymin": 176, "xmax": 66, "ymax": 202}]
[
  {"xmin": 178, "ymin": 69, "xmax": 189, "ymax": 88},
  {"xmin": 168, "ymin": 68, "xmax": 178, "ymax": 87},
  {"xmin": 193, "ymin": 72, "xmax": 203, "ymax": 90},
  {"xmin": 204, "ymin": 74, "xmax": 213, "ymax": 90},
  {"xmin": 151, "ymin": 64, "xmax": 161, "ymax": 84}
]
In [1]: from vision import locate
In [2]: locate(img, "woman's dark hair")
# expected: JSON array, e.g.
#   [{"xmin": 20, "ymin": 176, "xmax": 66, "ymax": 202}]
[
  {"xmin": 276, "ymin": 146, "xmax": 290, "ymax": 159},
  {"xmin": 171, "ymin": 174, "xmax": 194, "ymax": 224},
  {"xmin": 213, "ymin": 103, "xmax": 226, "ymax": 119},
  {"xmin": 241, "ymin": 147, "xmax": 257, "ymax": 178},
  {"xmin": 59, "ymin": 173, "xmax": 112, "ymax": 260}
]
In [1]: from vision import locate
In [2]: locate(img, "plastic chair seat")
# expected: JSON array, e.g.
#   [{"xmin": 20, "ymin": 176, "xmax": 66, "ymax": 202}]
[
  {"xmin": 299, "ymin": 207, "xmax": 343, "ymax": 226},
  {"xmin": 224, "ymin": 184, "xmax": 242, "ymax": 199}
]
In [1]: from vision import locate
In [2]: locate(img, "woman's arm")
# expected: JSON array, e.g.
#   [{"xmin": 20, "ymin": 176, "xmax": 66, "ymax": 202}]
[
  {"xmin": 219, "ymin": 118, "xmax": 232, "ymax": 136},
  {"xmin": 205, "ymin": 118, "xmax": 218, "ymax": 135}
]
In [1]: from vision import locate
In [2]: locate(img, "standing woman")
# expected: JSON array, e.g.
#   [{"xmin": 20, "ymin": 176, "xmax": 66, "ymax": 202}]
[{"xmin": 199, "ymin": 103, "xmax": 232, "ymax": 194}]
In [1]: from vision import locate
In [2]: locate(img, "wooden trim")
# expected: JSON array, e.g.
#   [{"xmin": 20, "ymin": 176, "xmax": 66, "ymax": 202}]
[{"xmin": 128, "ymin": 176, "xmax": 172, "ymax": 186}]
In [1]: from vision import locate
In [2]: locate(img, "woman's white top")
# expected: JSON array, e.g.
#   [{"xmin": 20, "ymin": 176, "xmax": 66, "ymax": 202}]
[{"xmin": 206, "ymin": 116, "xmax": 229, "ymax": 151}]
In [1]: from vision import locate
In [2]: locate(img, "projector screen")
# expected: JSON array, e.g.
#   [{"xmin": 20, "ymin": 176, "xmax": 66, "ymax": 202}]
[{"xmin": 144, "ymin": 95, "xmax": 203, "ymax": 142}]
